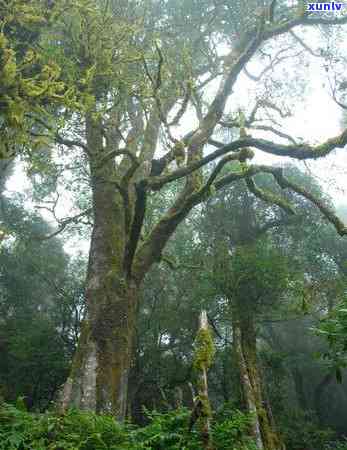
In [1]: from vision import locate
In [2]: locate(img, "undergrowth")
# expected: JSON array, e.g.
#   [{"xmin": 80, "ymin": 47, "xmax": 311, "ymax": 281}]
[
  {"xmin": 0, "ymin": 401, "xmax": 256, "ymax": 450},
  {"xmin": 1, "ymin": 401, "xmax": 345, "ymax": 450}
]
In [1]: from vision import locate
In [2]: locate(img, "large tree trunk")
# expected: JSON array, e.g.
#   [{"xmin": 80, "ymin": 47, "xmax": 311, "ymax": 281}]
[
  {"xmin": 60, "ymin": 283, "xmax": 138, "ymax": 418},
  {"xmin": 233, "ymin": 306, "xmax": 284, "ymax": 450},
  {"xmin": 60, "ymin": 115, "xmax": 139, "ymax": 420}
]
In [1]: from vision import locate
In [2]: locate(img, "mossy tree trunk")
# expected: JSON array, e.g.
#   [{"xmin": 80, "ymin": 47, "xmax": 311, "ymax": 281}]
[
  {"xmin": 59, "ymin": 115, "xmax": 140, "ymax": 419},
  {"xmin": 233, "ymin": 305, "xmax": 284, "ymax": 450},
  {"xmin": 193, "ymin": 310, "xmax": 215, "ymax": 450},
  {"xmin": 59, "ymin": 112, "xmax": 211, "ymax": 420}
]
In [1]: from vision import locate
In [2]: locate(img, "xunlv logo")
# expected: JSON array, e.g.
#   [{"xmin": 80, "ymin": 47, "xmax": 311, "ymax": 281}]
[{"xmin": 307, "ymin": 2, "xmax": 344, "ymax": 10}]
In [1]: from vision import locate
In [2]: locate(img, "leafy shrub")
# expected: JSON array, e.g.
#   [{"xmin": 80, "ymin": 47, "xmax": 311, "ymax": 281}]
[
  {"xmin": 0, "ymin": 402, "xmax": 130, "ymax": 450},
  {"xmin": 132, "ymin": 408, "xmax": 202, "ymax": 449},
  {"xmin": 212, "ymin": 409, "xmax": 257, "ymax": 450},
  {"xmin": 0, "ymin": 402, "xmax": 257, "ymax": 450}
]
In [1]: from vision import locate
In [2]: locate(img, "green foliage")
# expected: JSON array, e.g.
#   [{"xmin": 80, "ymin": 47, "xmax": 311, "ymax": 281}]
[
  {"xmin": 0, "ymin": 404, "xmax": 129, "ymax": 450},
  {"xmin": 0, "ymin": 404, "xmax": 258, "ymax": 450},
  {"xmin": 0, "ymin": 0, "xmax": 77, "ymax": 157},
  {"xmin": 193, "ymin": 328, "xmax": 215, "ymax": 372},
  {"xmin": 314, "ymin": 293, "xmax": 347, "ymax": 375},
  {"xmin": 230, "ymin": 240, "xmax": 290, "ymax": 310},
  {"xmin": 134, "ymin": 408, "xmax": 202, "ymax": 449},
  {"xmin": 326, "ymin": 439, "xmax": 347, "ymax": 450},
  {"xmin": 212, "ymin": 408, "xmax": 257, "ymax": 450},
  {"xmin": 0, "ymin": 193, "xmax": 85, "ymax": 409},
  {"xmin": 280, "ymin": 409, "xmax": 335, "ymax": 450}
]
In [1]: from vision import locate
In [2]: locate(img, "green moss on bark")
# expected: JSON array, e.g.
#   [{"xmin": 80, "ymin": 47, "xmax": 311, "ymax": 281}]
[{"xmin": 193, "ymin": 328, "xmax": 215, "ymax": 372}]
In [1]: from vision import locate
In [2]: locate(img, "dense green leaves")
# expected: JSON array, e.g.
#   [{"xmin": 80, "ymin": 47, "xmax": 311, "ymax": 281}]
[
  {"xmin": 0, "ymin": 0, "xmax": 78, "ymax": 157},
  {"xmin": 315, "ymin": 294, "xmax": 347, "ymax": 375},
  {"xmin": 0, "ymin": 404, "xmax": 257, "ymax": 450}
]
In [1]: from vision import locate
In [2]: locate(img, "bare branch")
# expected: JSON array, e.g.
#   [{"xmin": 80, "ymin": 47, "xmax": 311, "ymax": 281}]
[
  {"xmin": 34, "ymin": 208, "xmax": 93, "ymax": 240},
  {"xmin": 270, "ymin": 170, "xmax": 347, "ymax": 237},
  {"xmin": 289, "ymin": 30, "xmax": 321, "ymax": 57},
  {"xmin": 249, "ymin": 125, "xmax": 298, "ymax": 144},
  {"xmin": 244, "ymin": 47, "xmax": 301, "ymax": 82}
]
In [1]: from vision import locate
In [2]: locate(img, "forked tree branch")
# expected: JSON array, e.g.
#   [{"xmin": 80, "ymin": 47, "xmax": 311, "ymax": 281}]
[
  {"xmin": 149, "ymin": 126, "xmax": 347, "ymax": 191},
  {"xmin": 34, "ymin": 208, "xmax": 93, "ymax": 240}
]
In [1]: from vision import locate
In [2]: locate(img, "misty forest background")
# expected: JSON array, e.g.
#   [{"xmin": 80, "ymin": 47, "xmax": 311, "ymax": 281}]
[{"xmin": 1, "ymin": 1, "xmax": 347, "ymax": 449}]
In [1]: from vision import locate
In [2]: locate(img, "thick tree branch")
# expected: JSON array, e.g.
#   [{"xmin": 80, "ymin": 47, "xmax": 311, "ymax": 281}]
[
  {"xmin": 146, "ymin": 148, "xmax": 253, "ymax": 191},
  {"xmin": 149, "ymin": 126, "xmax": 347, "ymax": 192},
  {"xmin": 246, "ymin": 177, "xmax": 295, "ymax": 215},
  {"xmin": 213, "ymin": 163, "xmax": 347, "ymax": 236},
  {"xmin": 213, "ymin": 129, "xmax": 347, "ymax": 160},
  {"xmin": 132, "ymin": 150, "xmax": 254, "ymax": 282},
  {"xmin": 270, "ymin": 170, "xmax": 347, "ymax": 236}
]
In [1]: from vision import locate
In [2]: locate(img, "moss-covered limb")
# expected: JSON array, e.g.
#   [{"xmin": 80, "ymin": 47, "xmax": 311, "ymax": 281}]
[
  {"xmin": 216, "ymin": 163, "xmax": 346, "ymax": 237},
  {"xmin": 0, "ymin": 1, "xmax": 79, "ymax": 158},
  {"xmin": 186, "ymin": 127, "xmax": 347, "ymax": 184},
  {"xmin": 245, "ymin": 177, "xmax": 295, "ymax": 216},
  {"xmin": 233, "ymin": 130, "xmax": 347, "ymax": 160},
  {"xmin": 270, "ymin": 171, "xmax": 347, "ymax": 237}
]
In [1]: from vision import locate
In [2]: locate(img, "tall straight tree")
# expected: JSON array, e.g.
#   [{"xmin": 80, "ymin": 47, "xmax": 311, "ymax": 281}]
[{"xmin": 11, "ymin": 0, "xmax": 347, "ymax": 420}]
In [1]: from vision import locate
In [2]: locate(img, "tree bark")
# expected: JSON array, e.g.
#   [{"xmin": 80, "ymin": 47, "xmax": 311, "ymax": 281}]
[
  {"xmin": 233, "ymin": 306, "xmax": 285, "ymax": 450},
  {"xmin": 233, "ymin": 320, "xmax": 264, "ymax": 450},
  {"xmin": 59, "ymin": 115, "xmax": 139, "ymax": 420}
]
